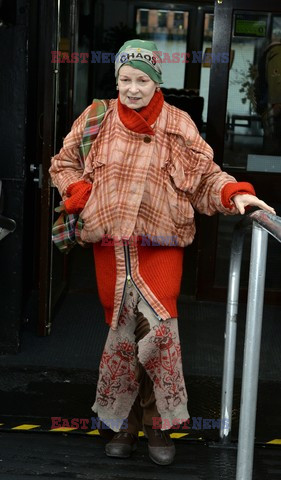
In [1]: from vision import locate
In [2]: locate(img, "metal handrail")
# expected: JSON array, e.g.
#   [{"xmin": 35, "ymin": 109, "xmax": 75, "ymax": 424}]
[{"xmin": 219, "ymin": 209, "xmax": 281, "ymax": 480}]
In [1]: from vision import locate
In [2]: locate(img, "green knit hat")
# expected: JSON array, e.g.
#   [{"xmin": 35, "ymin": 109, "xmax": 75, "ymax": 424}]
[{"xmin": 115, "ymin": 39, "xmax": 163, "ymax": 84}]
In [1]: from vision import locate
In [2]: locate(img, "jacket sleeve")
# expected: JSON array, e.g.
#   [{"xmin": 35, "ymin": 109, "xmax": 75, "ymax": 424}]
[
  {"xmin": 186, "ymin": 137, "xmax": 257, "ymax": 215},
  {"xmin": 221, "ymin": 182, "xmax": 256, "ymax": 210},
  {"xmin": 187, "ymin": 146, "xmax": 239, "ymax": 216},
  {"xmin": 49, "ymin": 104, "xmax": 92, "ymax": 199},
  {"xmin": 168, "ymin": 120, "xmax": 241, "ymax": 216}
]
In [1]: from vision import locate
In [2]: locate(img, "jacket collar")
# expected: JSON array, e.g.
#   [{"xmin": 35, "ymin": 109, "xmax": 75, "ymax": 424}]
[{"xmin": 107, "ymin": 98, "xmax": 196, "ymax": 145}]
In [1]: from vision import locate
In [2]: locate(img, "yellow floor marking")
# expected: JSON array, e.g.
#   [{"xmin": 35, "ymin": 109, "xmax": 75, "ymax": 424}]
[
  {"xmin": 87, "ymin": 430, "xmax": 145, "ymax": 436},
  {"xmin": 50, "ymin": 427, "xmax": 78, "ymax": 432},
  {"xmin": 3, "ymin": 422, "xmax": 278, "ymax": 446},
  {"xmin": 86, "ymin": 430, "xmax": 188, "ymax": 438},
  {"xmin": 86, "ymin": 430, "xmax": 185, "ymax": 438},
  {"xmin": 171, "ymin": 432, "xmax": 189, "ymax": 439},
  {"xmin": 12, "ymin": 424, "xmax": 40, "ymax": 430}
]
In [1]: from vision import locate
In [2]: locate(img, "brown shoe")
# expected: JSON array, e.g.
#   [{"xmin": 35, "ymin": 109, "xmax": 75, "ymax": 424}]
[
  {"xmin": 143, "ymin": 424, "xmax": 175, "ymax": 465},
  {"xmin": 105, "ymin": 432, "xmax": 138, "ymax": 458}
]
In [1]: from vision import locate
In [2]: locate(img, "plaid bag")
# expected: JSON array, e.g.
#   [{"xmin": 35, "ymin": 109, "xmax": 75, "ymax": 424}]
[
  {"xmin": 51, "ymin": 202, "xmax": 85, "ymax": 254},
  {"xmin": 52, "ymin": 99, "xmax": 109, "ymax": 254}
]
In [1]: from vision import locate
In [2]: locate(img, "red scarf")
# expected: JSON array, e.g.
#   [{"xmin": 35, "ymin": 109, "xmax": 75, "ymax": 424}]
[{"xmin": 117, "ymin": 90, "xmax": 164, "ymax": 135}]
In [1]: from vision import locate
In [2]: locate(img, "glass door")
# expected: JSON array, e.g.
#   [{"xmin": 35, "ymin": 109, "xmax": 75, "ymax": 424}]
[
  {"xmin": 197, "ymin": 0, "xmax": 281, "ymax": 303},
  {"xmin": 136, "ymin": 6, "xmax": 190, "ymax": 88}
]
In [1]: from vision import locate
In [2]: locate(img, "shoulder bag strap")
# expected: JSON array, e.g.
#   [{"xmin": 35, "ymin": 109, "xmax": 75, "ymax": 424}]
[{"xmin": 79, "ymin": 98, "xmax": 110, "ymax": 166}]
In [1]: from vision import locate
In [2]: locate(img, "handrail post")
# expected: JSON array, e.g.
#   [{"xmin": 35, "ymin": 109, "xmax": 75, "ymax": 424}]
[
  {"xmin": 236, "ymin": 222, "xmax": 268, "ymax": 480},
  {"xmin": 220, "ymin": 227, "xmax": 245, "ymax": 442}
]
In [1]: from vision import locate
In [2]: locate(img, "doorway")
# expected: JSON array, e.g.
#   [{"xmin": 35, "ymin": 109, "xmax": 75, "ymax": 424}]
[{"xmin": 197, "ymin": 0, "xmax": 281, "ymax": 303}]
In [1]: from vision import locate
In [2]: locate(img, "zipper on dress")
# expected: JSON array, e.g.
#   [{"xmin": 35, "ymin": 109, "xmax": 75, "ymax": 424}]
[
  {"xmin": 124, "ymin": 243, "xmax": 132, "ymax": 286},
  {"xmin": 116, "ymin": 280, "xmax": 127, "ymax": 321},
  {"xmin": 116, "ymin": 248, "xmax": 130, "ymax": 321},
  {"xmin": 123, "ymin": 243, "xmax": 162, "ymax": 322},
  {"xmin": 116, "ymin": 240, "xmax": 133, "ymax": 320}
]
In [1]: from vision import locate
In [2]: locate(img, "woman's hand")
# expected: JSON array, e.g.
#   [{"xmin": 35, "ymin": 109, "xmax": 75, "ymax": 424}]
[
  {"xmin": 64, "ymin": 180, "xmax": 92, "ymax": 214},
  {"xmin": 232, "ymin": 194, "xmax": 276, "ymax": 215}
]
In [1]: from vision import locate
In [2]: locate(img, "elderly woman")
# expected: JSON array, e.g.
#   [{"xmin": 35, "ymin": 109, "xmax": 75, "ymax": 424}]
[{"xmin": 49, "ymin": 39, "xmax": 275, "ymax": 466}]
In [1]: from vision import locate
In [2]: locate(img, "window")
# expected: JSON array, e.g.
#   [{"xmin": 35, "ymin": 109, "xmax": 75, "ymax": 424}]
[
  {"xmin": 158, "ymin": 11, "xmax": 167, "ymax": 29},
  {"xmin": 136, "ymin": 8, "xmax": 189, "ymax": 88}
]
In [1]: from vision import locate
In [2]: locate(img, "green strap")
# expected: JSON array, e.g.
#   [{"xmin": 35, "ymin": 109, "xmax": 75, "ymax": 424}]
[{"xmin": 79, "ymin": 99, "xmax": 110, "ymax": 165}]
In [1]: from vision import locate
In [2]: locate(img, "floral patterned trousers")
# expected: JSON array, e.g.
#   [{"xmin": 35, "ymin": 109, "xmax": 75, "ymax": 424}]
[{"xmin": 92, "ymin": 283, "xmax": 189, "ymax": 432}]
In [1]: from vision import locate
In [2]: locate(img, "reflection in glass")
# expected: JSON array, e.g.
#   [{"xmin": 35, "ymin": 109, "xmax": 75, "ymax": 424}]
[
  {"xmin": 136, "ymin": 8, "xmax": 189, "ymax": 88},
  {"xmin": 199, "ymin": 13, "xmax": 214, "ymax": 123},
  {"xmin": 272, "ymin": 16, "xmax": 281, "ymax": 42},
  {"xmin": 224, "ymin": 11, "xmax": 281, "ymax": 170}
]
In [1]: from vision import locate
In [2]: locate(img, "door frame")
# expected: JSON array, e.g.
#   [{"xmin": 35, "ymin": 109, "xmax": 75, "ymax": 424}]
[
  {"xmin": 37, "ymin": 0, "xmax": 79, "ymax": 335},
  {"xmin": 37, "ymin": 0, "xmax": 59, "ymax": 335}
]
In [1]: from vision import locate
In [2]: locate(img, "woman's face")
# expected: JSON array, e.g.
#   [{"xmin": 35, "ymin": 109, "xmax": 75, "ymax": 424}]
[{"xmin": 117, "ymin": 65, "xmax": 157, "ymax": 109}]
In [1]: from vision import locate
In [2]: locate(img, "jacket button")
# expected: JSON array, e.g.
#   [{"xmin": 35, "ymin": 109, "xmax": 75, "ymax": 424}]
[{"xmin": 143, "ymin": 136, "xmax": 152, "ymax": 143}]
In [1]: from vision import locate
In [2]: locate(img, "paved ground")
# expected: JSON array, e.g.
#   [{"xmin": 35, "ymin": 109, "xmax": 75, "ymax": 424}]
[
  {"xmin": 0, "ymin": 290, "xmax": 280, "ymax": 479},
  {"xmin": 0, "ymin": 430, "xmax": 280, "ymax": 480}
]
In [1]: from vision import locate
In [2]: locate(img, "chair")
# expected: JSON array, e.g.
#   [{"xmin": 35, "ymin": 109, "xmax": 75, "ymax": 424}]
[
  {"xmin": 0, "ymin": 180, "xmax": 16, "ymax": 241},
  {"xmin": 162, "ymin": 89, "xmax": 204, "ymax": 132}
]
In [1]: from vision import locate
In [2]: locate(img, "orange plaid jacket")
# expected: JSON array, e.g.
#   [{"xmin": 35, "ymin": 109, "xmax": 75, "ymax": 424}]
[
  {"xmin": 50, "ymin": 99, "xmax": 238, "ymax": 247},
  {"xmin": 49, "ymin": 99, "xmax": 239, "ymax": 328}
]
